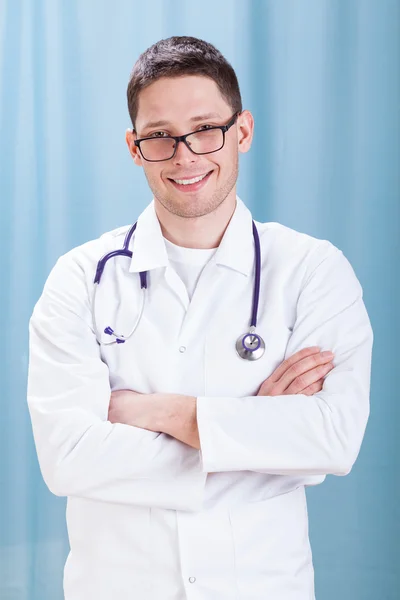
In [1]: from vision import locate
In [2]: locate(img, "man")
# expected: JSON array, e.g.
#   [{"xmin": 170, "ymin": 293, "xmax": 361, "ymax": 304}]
[{"xmin": 27, "ymin": 36, "xmax": 373, "ymax": 600}]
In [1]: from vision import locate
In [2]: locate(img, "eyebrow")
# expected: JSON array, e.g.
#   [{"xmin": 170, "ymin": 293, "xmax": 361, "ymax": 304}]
[{"xmin": 141, "ymin": 112, "xmax": 223, "ymax": 131}]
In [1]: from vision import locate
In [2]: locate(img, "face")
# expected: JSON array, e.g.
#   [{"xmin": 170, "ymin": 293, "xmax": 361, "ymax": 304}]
[{"xmin": 126, "ymin": 75, "xmax": 254, "ymax": 219}]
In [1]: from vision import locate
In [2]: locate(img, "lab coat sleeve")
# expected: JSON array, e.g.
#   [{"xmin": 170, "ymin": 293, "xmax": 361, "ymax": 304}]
[
  {"xmin": 196, "ymin": 245, "xmax": 373, "ymax": 476},
  {"xmin": 27, "ymin": 252, "xmax": 207, "ymax": 511}
]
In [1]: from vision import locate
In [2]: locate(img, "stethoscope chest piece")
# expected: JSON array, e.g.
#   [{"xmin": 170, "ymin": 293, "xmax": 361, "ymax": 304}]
[{"xmin": 235, "ymin": 327, "xmax": 265, "ymax": 361}]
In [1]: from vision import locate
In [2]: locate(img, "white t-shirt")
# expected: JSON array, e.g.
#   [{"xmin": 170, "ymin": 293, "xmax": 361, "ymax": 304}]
[{"xmin": 163, "ymin": 237, "xmax": 218, "ymax": 301}]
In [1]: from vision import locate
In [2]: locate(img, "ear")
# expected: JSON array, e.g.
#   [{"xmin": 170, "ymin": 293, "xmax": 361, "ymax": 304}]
[
  {"xmin": 237, "ymin": 110, "xmax": 254, "ymax": 154},
  {"xmin": 125, "ymin": 129, "xmax": 143, "ymax": 167}
]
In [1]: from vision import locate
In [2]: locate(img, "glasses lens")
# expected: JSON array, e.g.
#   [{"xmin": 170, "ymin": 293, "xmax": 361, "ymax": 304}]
[
  {"xmin": 139, "ymin": 128, "xmax": 225, "ymax": 161},
  {"xmin": 186, "ymin": 129, "xmax": 224, "ymax": 154},
  {"xmin": 139, "ymin": 138, "xmax": 176, "ymax": 161}
]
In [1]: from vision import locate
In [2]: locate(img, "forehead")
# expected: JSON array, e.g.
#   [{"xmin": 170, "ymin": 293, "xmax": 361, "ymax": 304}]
[{"xmin": 135, "ymin": 75, "xmax": 231, "ymax": 129}]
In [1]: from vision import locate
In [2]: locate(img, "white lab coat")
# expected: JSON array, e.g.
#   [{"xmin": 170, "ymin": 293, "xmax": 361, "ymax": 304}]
[{"xmin": 27, "ymin": 197, "xmax": 373, "ymax": 600}]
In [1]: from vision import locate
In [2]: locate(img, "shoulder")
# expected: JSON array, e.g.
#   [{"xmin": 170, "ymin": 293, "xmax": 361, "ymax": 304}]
[
  {"xmin": 39, "ymin": 224, "xmax": 134, "ymax": 303},
  {"xmin": 256, "ymin": 219, "xmax": 341, "ymax": 267},
  {"xmin": 55, "ymin": 224, "xmax": 132, "ymax": 274},
  {"xmin": 32, "ymin": 224, "xmax": 135, "ymax": 320},
  {"xmin": 254, "ymin": 220, "xmax": 354, "ymax": 293}
]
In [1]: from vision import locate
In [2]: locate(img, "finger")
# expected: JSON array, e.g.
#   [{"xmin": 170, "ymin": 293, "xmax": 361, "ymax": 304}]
[
  {"xmin": 285, "ymin": 362, "xmax": 334, "ymax": 395},
  {"xmin": 299, "ymin": 378, "xmax": 324, "ymax": 396},
  {"xmin": 268, "ymin": 346, "xmax": 321, "ymax": 383},
  {"xmin": 278, "ymin": 351, "xmax": 334, "ymax": 391}
]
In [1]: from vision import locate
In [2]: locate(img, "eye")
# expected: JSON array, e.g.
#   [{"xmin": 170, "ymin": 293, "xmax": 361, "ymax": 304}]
[
  {"xmin": 149, "ymin": 131, "xmax": 169, "ymax": 138},
  {"xmin": 197, "ymin": 124, "xmax": 214, "ymax": 131}
]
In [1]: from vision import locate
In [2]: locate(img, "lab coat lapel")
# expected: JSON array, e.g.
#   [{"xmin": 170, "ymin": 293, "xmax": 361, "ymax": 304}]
[
  {"xmin": 180, "ymin": 256, "xmax": 223, "ymax": 338},
  {"xmin": 164, "ymin": 265, "xmax": 190, "ymax": 312},
  {"xmin": 129, "ymin": 199, "xmax": 191, "ymax": 311},
  {"xmin": 128, "ymin": 200, "xmax": 169, "ymax": 274},
  {"xmin": 214, "ymin": 196, "xmax": 254, "ymax": 277},
  {"xmin": 127, "ymin": 196, "xmax": 255, "ymax": 320},
  {"xmin": 180, "ymin": 197, "xmax": 255, "ymax": 337}
]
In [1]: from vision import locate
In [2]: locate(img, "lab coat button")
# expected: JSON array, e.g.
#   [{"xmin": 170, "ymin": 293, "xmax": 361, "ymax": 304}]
[
  {"xmin": 179, "ymin": 346, "xmax": 186, "ymax": 353},
  {"xmin": 188, "ymin": 577, "xmax": 196, "ymax": 583}
]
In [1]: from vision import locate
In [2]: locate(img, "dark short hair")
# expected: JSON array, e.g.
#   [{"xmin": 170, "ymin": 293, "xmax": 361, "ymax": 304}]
[{"xmin": 127, "ymin": 36, "xmax": 242, "ymax": 129}]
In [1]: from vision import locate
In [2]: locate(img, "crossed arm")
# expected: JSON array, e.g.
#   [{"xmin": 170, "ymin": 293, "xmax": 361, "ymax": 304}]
[
  {"xmin": 107, "ymin": 345, "xmax": 336, "ymax": 451},
  {"xmin": 27, "ymin": 246, "xmax": 373, "ymax": 510},
  {"xmin": 108, "ymin": 391, "xmax": 201, "ymax": 449}
]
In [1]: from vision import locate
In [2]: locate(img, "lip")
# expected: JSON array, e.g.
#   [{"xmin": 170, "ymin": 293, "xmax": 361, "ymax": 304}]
[
  {"xmin": 167, "ymin": 170, "xmax": 214, "ymax": 193},
  {"xmin": 168, "ymin": 171, "xmax": 211, "ymax": 181}
]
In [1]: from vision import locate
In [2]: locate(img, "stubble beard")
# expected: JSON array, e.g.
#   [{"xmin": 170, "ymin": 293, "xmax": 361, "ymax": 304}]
[{"xmin": 145, "ymin": 158, "xmax": 239, "ymax": 219}]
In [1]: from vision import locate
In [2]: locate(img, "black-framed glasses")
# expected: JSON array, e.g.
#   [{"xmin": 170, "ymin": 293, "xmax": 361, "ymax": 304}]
[{"xmin": 133, "ymin": 112, "xmax": 240, "ymax": 162}]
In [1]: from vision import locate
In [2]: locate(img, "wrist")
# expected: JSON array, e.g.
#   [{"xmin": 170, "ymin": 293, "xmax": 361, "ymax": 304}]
[
  {"xmin": 158, "ymin": 394, "xmax": 187, "ymax": 435},
  {"xmin": 160, "ymin": 394, "xmax": 199, "ymax": 445}
]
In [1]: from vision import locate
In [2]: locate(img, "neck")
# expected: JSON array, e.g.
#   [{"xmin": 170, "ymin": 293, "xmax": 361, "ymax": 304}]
[{"xmin": 155, "ymin": 192, "xmax": 237, "ymax": 249}]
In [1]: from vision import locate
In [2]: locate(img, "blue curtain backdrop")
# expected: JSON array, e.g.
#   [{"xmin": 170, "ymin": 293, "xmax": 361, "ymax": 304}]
[{"xmin": 1, "ymin": 1, "xmax": 399, "ymax": 598}]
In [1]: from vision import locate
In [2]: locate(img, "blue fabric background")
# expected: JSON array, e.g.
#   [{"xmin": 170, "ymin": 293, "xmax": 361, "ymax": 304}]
[{"xmin": 0, "ymin": 1, "xmax": 399, "ymax": 598}]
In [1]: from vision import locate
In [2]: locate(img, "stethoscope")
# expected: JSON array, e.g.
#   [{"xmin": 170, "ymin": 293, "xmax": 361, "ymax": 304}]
[{"xmin": 92, "ymin": 221, "xmax": 265, "ymax": 361}]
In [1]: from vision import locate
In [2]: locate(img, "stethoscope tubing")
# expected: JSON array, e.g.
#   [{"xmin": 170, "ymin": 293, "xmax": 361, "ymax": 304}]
[{"xmin": 92, "ymin": 220, "xmax": 264, "ymax": 358}]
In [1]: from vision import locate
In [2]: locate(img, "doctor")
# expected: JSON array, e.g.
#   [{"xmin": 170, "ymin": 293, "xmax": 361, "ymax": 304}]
[{"xmin": 27, "ymin": 36, "xmax": 373, "ymax": 600}]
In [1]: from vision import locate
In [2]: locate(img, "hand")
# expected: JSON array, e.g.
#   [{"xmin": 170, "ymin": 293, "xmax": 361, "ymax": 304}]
[{"xmin": 257, "ymin": 346, "xmax": 334, "ymax": 397}]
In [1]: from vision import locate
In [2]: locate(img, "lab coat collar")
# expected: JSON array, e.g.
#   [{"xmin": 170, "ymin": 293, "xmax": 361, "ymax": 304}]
[
  {"xmin": 129, "ymin": 196, "xmax": 254, "ymax": 277},
  {"xmin": 128, "ymin": 201, "xmax": 169, "ymax": 273},
  {"xmin": 214, "ymin": 196, "xmax": 254, "ymax": 277}
]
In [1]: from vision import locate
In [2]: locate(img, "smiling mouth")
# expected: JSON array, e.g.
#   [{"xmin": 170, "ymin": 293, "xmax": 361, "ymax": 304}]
[
  {"xmin": 167, "ymin": 170, "xmax": 214, "ymax": 192},
  {"xmin": 168, "ymin": 171, "xmax": 213, "ymax": 185}
]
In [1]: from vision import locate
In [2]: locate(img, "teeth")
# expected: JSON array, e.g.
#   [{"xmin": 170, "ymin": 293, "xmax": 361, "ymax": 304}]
[{"xmin": 173, "ymin": 173, "xmax": 208, "ymax": 185}]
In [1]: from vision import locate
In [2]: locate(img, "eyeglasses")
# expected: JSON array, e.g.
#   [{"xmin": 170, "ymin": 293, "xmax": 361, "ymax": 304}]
[{"xmin": 133, "ymin": 112, "xmax": 240, "ymax": 162}]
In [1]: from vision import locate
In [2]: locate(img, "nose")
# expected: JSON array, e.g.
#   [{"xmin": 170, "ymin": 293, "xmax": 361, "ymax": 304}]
[{"xmin": 172, "ymin": 139, "xmax": 197, "ymax": 166}]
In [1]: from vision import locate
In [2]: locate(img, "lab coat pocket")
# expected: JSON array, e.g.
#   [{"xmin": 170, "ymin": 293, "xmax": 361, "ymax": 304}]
[{"xmin": 228, "ymin": 487, "xmax": 314, "ymax": 600}]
